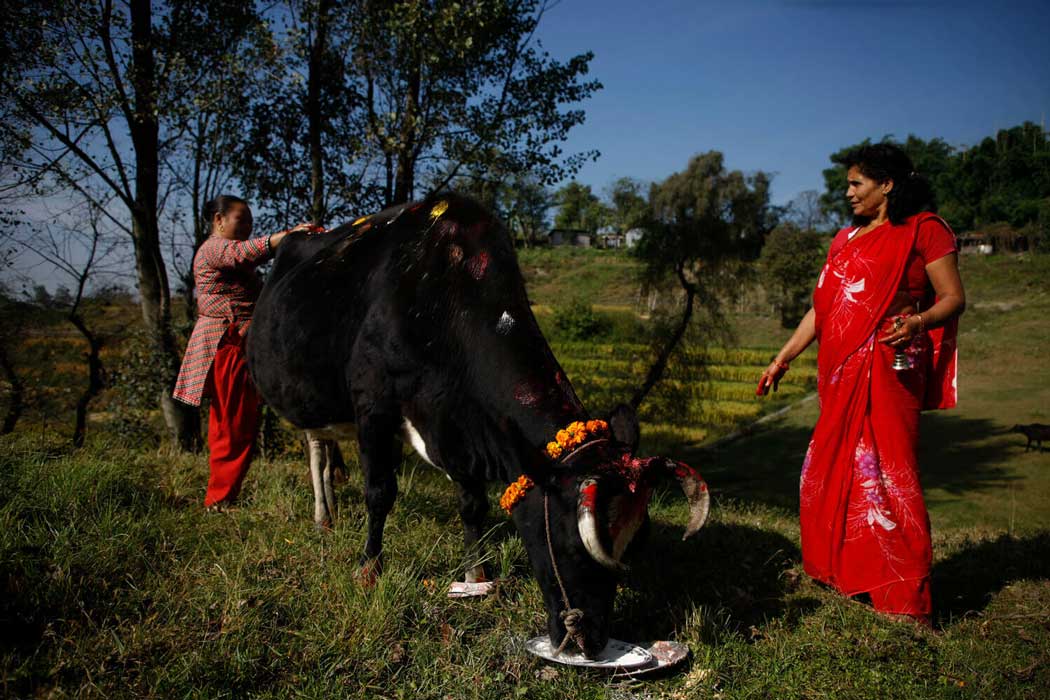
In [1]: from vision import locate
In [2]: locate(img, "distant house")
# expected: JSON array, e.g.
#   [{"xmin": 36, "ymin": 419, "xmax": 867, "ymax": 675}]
[
  {"xmin": 625, "ymin": 228, "xmax": 647, "ymax": 248},
  {"xmin": 596, "ymin": 226, "xmax": 625, "ymax": 249},
  {"xmin": 958, "ymin": 232, "xmax": 994, "ymax": 255},
  {"xmin": 548, "ymin": 228, "xmax": 592, "ymax": 247}
]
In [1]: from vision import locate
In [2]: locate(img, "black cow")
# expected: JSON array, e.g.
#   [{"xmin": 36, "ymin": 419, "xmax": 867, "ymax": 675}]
[{"xmin": 246, "ymin": 193, "xmax": 709, "ymax": 657}]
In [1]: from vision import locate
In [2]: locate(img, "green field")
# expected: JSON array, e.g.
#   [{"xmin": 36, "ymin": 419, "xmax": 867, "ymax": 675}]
[{"xmin": 2, "ymin": 253, "xmax": 1048, "ymax": 698}]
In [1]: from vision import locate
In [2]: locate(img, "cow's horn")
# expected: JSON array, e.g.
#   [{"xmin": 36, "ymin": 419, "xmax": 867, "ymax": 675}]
[
  {"xmin": 577, "ymin": 477, "xmax": 627, "ymax": 572},
  {"xmin": 664, "ymin": 459, "xmax": 710, "ymax": 539}
]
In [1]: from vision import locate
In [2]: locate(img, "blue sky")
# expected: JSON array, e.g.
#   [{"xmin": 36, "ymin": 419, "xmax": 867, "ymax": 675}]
[{"xmin": 533, "ymin": 0, "xmax": 1050, "ymax": 204}]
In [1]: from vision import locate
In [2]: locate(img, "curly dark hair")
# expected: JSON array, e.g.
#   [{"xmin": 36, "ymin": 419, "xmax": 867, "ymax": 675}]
[{"xmin": 841, "ymin": 143, "xmax": 936, "ymax": 225}]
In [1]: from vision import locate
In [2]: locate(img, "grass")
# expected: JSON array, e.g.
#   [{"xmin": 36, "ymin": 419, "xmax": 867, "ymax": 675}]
[{"xmin": 2, "ymin": 253, "xmax": 1049, "ymax": 698}]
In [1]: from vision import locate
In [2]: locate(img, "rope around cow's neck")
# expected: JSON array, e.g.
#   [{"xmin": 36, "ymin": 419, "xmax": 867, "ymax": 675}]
[{"xmin": 543, "ymin": 492, "xmax": 587, "ymax": 657}]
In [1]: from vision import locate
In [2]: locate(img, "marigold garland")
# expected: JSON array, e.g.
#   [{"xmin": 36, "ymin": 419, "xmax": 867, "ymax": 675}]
[
  {"xmin": 501, "ymin": 419, "xmax": 611, "ymax": 515},
  {"xmin": 545, "ymin": 419, "xmax": 608, "ymax": 459},
  {"xmin": 500, "ymin": 475, "xmax": 535, "ymax": 514}
]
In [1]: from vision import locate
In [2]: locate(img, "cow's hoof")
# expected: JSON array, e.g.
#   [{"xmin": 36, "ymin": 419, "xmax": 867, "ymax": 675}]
[
  {"xmin": 313, "ymin": 519, "xmax": 333, "ymax": 532},
  {"xmin": 355, "ymin": 559, "xmax": 382, "ymax": 589}
]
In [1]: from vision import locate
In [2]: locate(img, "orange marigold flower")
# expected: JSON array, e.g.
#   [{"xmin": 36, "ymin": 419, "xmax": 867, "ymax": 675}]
[
  {"xmin": 556, "ymin": 429, "xmax": 571, "ymax": 447},
  {"xmin": 500, "ymin": 475, "xmax": 534, "ymax": 513},
  {"xmin": 546, "ymin": 441, "xmax": 563, "ymax": 458},
  {"xmin": 586, "ymin": 419, "xmax": 607, "ymax": 434},
  {"xmin": 566, "ymin": 421, "xmax": 585, "ymax": 435}
]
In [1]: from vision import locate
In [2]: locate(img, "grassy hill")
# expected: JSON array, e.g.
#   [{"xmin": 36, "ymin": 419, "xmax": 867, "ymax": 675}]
[{"xmin": 1, "ymin": 252, "xmax": 1048, "ymax": 698}]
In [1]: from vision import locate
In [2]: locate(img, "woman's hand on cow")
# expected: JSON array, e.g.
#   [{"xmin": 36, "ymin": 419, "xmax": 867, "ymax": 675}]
[
  {"xmin": 756, "ymin": 360, "xmax": 789, "ymax": 396},
  {"xmin": 268, "ymin": 222, "xmax": 328, "ymax": 251},
  {"xmin": 290, "ymin": 222, "xmax": 328, "ymax": 235}
]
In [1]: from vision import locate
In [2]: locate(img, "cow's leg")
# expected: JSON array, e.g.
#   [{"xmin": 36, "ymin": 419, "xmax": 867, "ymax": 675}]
[
  {"xmin": 322, "ymin": 441, "xmax": 338, "ymax": 521},
  {"xmin": 330, "ymin": 442, "xmax": 348, "ymax": 484},
  {"xmin": 456, "ymin": 480, "xmax": 490, "ymax": 583},
  {"xmin": 356, "ymin": 414, "xmax": 401, "ymax": 586},
  {"xmin": 305, "ymin": 431, "xmax": 334, "ymax": 529}
]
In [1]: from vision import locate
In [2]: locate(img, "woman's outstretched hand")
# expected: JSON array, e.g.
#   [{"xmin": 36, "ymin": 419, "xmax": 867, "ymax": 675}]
[{"xmin": 756, "ymin": 361, "xmax": 789, "ymax": 396}]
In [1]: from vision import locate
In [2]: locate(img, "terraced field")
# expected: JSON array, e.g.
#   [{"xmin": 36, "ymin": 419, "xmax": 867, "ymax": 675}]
[{"xmin": 549, "ymin": 341, "xmax": 817, "ymax": 451}]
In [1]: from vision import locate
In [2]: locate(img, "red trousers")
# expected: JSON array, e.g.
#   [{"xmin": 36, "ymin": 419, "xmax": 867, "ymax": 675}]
[{"xmin": 203, "ymin": 331, "xmax": 261, "ymax": 507}]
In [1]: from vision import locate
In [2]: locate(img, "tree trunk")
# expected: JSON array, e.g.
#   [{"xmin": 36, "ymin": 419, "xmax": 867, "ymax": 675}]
[
  {"xmin": 130, "ymin": 0, "xmax": 200, "ymax": 451},
  {"xmin": 392, "ymin": 63, "xmax": 421, "ymax": 205},
  {"xmin": 69, "ymin": 314, "xmax": 104, "ymax": 449},
  {"xmin": 0, "ymin": 344, "xmax": 23, "ymax": 435},
  {"xmin": 307, "ymin": 0, "xmax": 333, "ymax": 224},
  {"xmin": 630, "ymin": 265, "xmax": 696, "ymax": 410},
  {"xmin": 384, "ymin": 152, "xmax": 394, "ymax": 207}
]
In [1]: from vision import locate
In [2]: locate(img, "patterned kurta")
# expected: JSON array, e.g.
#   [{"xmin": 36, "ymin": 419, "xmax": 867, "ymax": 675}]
[{"xmin": 172, "ymin": 235, "xmax": 273, "ymax": 406}]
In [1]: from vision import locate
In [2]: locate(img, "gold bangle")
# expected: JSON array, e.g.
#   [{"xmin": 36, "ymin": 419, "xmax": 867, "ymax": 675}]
[{"xmin": 916, "ymin": 313, "xmax": 926, "ymax": 334}]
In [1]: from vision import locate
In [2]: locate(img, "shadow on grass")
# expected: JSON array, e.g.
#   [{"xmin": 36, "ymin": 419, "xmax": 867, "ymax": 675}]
[
  {"xmin": 675, "ymin": 412, "xmax": 1021, "ymax": 514},
  {"xmin": 683, "ymin": 424, "xmax": 814, "ymax": 512},
  {"xmin": 933, "ymin": 531, "xmax": 1050, "ymax": 627},
  {"xmin": 615, "ymin": 521, "xmax": 808, "ymax": 643},
  {"xmin": 916, "ymin": 413, "xmax": 1021, "ymax": 495}
]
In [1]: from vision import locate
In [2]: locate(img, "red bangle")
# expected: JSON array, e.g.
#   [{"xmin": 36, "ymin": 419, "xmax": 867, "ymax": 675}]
[{"xmin": 774, "ymin": 360, "xmax": 790, "ymax": 371}]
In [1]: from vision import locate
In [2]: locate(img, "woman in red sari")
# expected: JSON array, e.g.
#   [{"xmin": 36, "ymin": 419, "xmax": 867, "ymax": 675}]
[
  {"xmin": 173, "ymin": 195, "xmax": 316, "ymax": 509},
  {"xmin": 757, "ymin": 144, "xmax": 966, "ymax": 625}
]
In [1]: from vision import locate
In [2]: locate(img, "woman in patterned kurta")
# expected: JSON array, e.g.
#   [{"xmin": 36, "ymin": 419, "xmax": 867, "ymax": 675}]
[
  {"xmin": 173, "ymin": 195, "xmax": 315, "ymax": 508},
  {"xmin": 757, "ymin": 144, "xmax": 966, "ymax": 625}
]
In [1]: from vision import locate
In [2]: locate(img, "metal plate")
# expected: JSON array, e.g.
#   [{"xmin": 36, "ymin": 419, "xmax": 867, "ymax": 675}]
[
  {"xmin": 446, "ymin": 581, "xmax": 497, "ymax": 598},
  {"xmin": 612, "ymin": 640, "xmax": 691, "ymax": 678},
  {"xmin": 525, "ymin": 636, "xmax": 653, "ymax": 670}
]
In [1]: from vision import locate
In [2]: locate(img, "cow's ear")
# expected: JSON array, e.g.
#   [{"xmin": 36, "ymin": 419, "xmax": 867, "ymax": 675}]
[{"xmin": 607, "ymin": 403, "xmax": 640, "ymax": 453}]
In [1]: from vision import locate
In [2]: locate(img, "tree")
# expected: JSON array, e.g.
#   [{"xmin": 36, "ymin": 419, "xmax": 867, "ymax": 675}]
[
  {"xmin": 0, "ymin": 286, "xmax": 27, "ymax": 434},
  {"xmin": 759, "ymin": 222, "xmax": 825, "ymax": 328},
  {"xmin": 357, "ymin": 0, "xmax": 601, "ymax": 206},
  {"xmin": 234, "ymin": 0, "xmax": 601, "ymax": 227},
  {"xmin": 505, "ymin": 176, "xmax": 553, "ymax": 247},
  {"xmin": 632, "ymin": 151, "xmax": 775, "ymax": 408},
  {"xmin": 14, "ymin": 199, "xmax": 125, "ymax": 447},
  {"xmin": 236, "ymin": 1, "xmax": 378, "ymax": 232},
  {"xmin": 821, "ymin": 126, "xmax": 1050, "ymax": 233},
  {"xmin": 554, "ymin": 181, "xmax": 607, "ymax": 232},
  {"xmin": 784, "ymin": 189, "xmax": 830, "ymax": 232},
  {"xmin": 606, "ymin": 177, "xmax": 649, "ymax": 233},
  {"xmin": 2, "ymin": 0, "xmax": 269, "ymax": 450}
]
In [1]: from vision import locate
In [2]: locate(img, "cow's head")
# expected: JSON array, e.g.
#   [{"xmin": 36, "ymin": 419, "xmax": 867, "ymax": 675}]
[{"xmin": 509, "ymin": 404, "xmax": 710, "ymax": 658}]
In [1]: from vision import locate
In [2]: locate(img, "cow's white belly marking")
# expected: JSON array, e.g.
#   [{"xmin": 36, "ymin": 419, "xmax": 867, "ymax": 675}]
[{"xmin": 402, "ymin": 418, "xmax": 437, "ymax": 467}]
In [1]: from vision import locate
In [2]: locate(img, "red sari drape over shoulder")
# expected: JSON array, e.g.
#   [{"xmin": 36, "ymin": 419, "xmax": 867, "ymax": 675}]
[{"xmin": 801, "ymin": 213, "xmax": 958, "ymax": 616}]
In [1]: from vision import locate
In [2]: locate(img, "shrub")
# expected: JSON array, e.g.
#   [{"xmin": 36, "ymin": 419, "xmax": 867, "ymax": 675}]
[
  {"xmin": 550, "ymin": 298, "xmax": 610, "ymax": 341},
  {"xmin": 759, "ymin": 223, "xmax": 825, "ymax": 328}
]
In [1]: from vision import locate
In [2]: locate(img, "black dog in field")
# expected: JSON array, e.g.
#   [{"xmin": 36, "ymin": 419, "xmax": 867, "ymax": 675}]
[{"xmin": 1011, "ymin": 424, "xmax": 1050, "ymax": 452}]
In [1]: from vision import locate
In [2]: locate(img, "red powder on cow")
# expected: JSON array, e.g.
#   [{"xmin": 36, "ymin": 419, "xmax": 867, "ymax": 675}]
[
  {"xmin": 578, "ymin": 482, "xmax": 598, "ymax": 510},
  {"xmin": 466, "ymin": 251, "xmax": 490, "ymax": 280},
  {"xmin": 437, "ymin": 219, "xmax": 458, "ymax": 238},
  {"xmin": 513, "ymin": 381, "xmax": 540, "ymax": 408}
]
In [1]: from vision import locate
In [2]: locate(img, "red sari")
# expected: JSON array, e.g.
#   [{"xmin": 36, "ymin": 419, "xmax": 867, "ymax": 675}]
[{"xmin": 801, "ymin": 213, "xmax": 958, "ymax": 617}]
